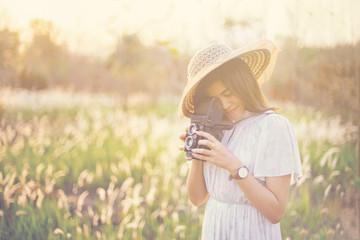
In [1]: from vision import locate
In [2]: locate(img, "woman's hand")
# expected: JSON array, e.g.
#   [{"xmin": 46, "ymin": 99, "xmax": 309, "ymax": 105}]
[
  {"xmin": 180, "ymin": 128, "xmax": 209, "ymax": 205},
  {"xmin": 191, "ymin": 131, "xmax": 242, "ymax": 173},
  {"xmin": 179, "ymin": 127, "xmax": 188, "ymax": 143},
  {"xmin": 191, "ymin": 132, "xmax": 291, "ymax": 223},
  {"xmin": 178, "ymin": 128, "xmax": 192, "ymax": 160}
]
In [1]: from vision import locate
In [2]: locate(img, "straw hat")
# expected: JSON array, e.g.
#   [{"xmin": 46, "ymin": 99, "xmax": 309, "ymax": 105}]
[{"xmin": 179, "ymin": 39, "xmax": 280, "ymax": 118}]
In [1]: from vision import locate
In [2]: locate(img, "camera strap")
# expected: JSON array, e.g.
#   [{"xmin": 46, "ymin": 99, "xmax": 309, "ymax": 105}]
[{"xmin": 226, "ymin": 111, "xmax": 271, "ymax": 144}]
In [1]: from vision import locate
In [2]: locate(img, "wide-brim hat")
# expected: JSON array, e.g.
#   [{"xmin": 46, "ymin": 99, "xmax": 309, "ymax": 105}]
[{"xmin": 179, "ymin": 39, "xmax": 280, "ymax": 118}]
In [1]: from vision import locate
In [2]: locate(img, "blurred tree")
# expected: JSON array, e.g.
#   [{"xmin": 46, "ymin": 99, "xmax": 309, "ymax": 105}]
[
  {"xmin": 66, "ymin": 55, "xmax": 119, "ymax": 92},
  {"xmin": 107, "ymin": 34, "xmax": 185, "ymax": 105},
  {"xmin": 268, "ymin": 36, "xmax": 359, "ymax": 124},
  {"xmin": 314, "ymin": 43, "xmax": 359, "ymax": 118},
  {"xmin": 20, "ymin": 19, "xmax": 70, "ymax": 89},
  {"xmin": 108, "ymin": 34, "xmax": 145, "ymax": 97},
  {"xmin": 0, "ymin": 28, "xmax": 20, "ymax": 87}
]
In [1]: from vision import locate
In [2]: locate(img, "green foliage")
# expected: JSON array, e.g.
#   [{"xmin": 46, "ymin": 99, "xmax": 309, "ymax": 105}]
[
  {"xmin": 269, "ymin": 37, "xmax": 360, "ymax": 124},
  {"xmin": 107, "ymin": 34, "xmax": 186, "ymax": 102},
  {"xmin": 0, "ymin": 28, "xmax": 20, "ymax": 86},
  {"xmin": 280, "ymin": 103, "xmax": 359, "ymax": 239},
  {"xmin": 18, "ymin": 68, "xmax": 48, "ymax": 90},
  {"xmin": 19, "ymin": 19, "xmax": 70, "ymax": 89},
  {"xmin": 0, "ymin": 91, "xmax": 203, "ymax": 239},
  {"xmin": 0, "ymin": 90, "xmax": 358, "ymax": 239}
]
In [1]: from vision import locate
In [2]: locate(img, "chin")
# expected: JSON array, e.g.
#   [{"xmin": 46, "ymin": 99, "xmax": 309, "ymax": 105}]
[
  {"xmin": 228, "ymin": 115, "xmax": 238, "ymax": 121},
  {"xmin": 232, "ymin": 114, "xmax": 243, "ymax": 121}
]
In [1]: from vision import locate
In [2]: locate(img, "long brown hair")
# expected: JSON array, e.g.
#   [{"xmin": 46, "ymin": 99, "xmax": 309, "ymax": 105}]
[{"xmin": 195, "ymin": 58, "xmax": 276, "ymax": 113}]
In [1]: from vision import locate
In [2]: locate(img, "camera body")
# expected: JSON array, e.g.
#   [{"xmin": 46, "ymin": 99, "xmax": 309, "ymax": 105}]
[{"xmin": 184, "ymin": 98, "xmax": 233, "ymax": 161}]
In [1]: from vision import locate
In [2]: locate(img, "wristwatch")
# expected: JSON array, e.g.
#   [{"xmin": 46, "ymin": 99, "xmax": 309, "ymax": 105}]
[{"xmin": 228, "ymin": 166, "xmax": 249, "ymax": 181}]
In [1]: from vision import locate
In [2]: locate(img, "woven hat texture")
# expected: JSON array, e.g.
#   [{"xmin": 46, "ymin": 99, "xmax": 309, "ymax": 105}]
[{"xmin": 179, "ymin": 39, "xmax": 280, "ymax": 118}]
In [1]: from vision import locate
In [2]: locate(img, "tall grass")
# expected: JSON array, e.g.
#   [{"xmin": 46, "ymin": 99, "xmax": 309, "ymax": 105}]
[
  {"xmin": 277, "ymin": 102, "xmax": 358, "ymax": 240},
  {"xmin": 0, "ymin": 88, "xmax": 358, "ymax": 239}
]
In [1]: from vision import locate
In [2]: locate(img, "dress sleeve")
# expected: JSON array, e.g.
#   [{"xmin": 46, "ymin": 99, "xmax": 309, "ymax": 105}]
[{"xmin": 252, "ymin": 113, "xmax": 302, "ymax": 185}]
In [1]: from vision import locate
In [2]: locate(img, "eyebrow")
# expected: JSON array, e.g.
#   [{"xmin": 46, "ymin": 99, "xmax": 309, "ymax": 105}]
[{"xmin": 220, "ymin": 88, "xmax": 231, "ymax": 95}]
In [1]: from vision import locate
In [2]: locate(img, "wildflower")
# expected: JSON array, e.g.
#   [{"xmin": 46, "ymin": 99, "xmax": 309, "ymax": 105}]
[
  {"xmin": 77, "ymin": 169, "xmax": 89, "ymax": 187},
  {"xmin": 97, "ymin": 188, "xmax": 106, "ymax": 201},
  {"xmin": 77, "ymin": 191, "xmax": 89, "ymax": 213},
  {"xmin": 327, "ymin": 228, "xmax": 336, "ymax": 237},
  {"xmin": 320, "ymin": 208, "xmax": 329, "ymax": 217},
  {"xmin": 15, "ymin": 210, "xmax": 27, "ymax": 216},
  {"xmin": 300, "ymin": 228, "xmax": 309, "ymax": 237},
  {"xmin": 36, "ymin": 189, "xmax": 44, "ymax": 208},
  {"xmin": 54, "ymin": 228, "xmax": 64, "ymax": 235}
]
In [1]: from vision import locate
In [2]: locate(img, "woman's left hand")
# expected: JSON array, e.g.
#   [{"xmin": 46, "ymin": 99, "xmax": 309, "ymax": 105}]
[{"xmin": 191, "ymin": 131, "xmax": 242, "ymax": 173}]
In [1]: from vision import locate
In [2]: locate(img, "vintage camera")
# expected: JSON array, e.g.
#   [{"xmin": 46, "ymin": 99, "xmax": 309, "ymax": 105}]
[{"xmin": 184, "ymin": 97, "xmax": 233, "ymax": 161}]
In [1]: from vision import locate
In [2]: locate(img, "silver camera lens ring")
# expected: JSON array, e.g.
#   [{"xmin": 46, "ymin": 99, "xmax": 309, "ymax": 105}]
[
  {"xmin": 188, "ymin": 123, "xmax": 200, "ymax": 135},
  {"xmin": 185, "ymin": 136, "xmax": 195, "ymax": 149}
]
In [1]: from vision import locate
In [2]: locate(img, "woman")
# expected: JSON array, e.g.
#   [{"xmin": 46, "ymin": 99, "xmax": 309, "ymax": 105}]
[{"xmin": 178, "ymin": 39, "xmax": 302, "ymax": 239}]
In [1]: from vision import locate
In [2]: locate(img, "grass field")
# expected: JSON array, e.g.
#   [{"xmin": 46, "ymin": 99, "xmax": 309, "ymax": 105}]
[{"xmin": 0, "ymin": 88, "xmax": 358, "ymax": 239}]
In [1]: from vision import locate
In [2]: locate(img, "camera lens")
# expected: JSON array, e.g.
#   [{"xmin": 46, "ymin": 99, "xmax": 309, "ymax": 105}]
[
  {"xmin": 185, "ymin": 135, "xmax": 197, "ymax": 149},
  {"xmin": 188, "ymin": 123, "xmax": 199, "ymax": 135}
]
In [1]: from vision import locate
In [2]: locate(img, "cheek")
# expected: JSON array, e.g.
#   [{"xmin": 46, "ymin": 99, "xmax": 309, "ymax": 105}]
[
  {"xmin": 217, "ymin": 97, "xmax": 230, "ymax": 108},
  {"xmin": 232, "ymin": 95, "xmax": 243, "ymax": 105}
]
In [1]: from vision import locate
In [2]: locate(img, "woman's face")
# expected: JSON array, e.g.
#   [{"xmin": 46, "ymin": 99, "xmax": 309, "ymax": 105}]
[{"xmin": 206, "ymin": 80, "xmax": 245, "ymax": 121}]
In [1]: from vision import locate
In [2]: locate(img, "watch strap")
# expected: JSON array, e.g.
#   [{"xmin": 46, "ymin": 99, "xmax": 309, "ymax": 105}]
[{"xmin": 228, "ymin": 166, "xmax": 249, "ymax": 181}]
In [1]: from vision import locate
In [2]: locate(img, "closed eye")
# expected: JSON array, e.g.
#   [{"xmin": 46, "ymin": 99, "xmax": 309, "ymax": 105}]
[{"xmin": 222, "ymin": 90, "xmax": 233, "ymax": 97}]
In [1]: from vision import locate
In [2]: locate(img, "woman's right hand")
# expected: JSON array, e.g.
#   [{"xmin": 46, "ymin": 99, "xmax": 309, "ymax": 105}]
[
  {"xmin": 178, "ymin": 127, "xmax": 188, "ymax": 149},
  {"xmin": 178, "ymin": 128, "xmax": 189, "ymax": 159},
  {"xmin": 181, "ymin": 126, "xmax": 208, "ymax": 206}
]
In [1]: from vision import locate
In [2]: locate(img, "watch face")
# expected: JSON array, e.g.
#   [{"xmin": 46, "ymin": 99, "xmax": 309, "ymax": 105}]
[{"xmin": 238, "ymin": 167, "xmax": 248, "ymax": 178}]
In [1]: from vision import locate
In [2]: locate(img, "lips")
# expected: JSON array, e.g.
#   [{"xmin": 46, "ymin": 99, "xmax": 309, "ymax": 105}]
[{"xmin": 226, "ymin": 107, "xmax": 237, "ymax": 116}]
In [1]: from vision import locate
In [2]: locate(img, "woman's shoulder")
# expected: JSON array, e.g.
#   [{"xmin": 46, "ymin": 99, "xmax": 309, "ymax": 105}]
[
  {"xmin": 256, "ymin": 110, "xmax": 292, "ymax": 130},
  {"xmin": 235, "ymin": 110, "xmax": 292, "ymax": 132}
]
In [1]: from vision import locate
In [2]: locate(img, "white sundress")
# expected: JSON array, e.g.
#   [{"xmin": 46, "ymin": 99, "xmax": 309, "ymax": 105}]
[{"xmin": 201, "ymin": 110, "xmax": 302, "ymax": 240}]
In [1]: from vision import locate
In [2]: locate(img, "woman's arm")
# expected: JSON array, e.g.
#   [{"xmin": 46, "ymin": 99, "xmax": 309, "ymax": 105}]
[
  {"xmin": 234, "ymin": 173, "xmax": 290, "ymax": 223},
  {"xmin": 179, "ymin": 131, "xmax": 209, "ymax": 206},
  {"xmin": 192, "ymin": 130, "xmax": 291, "ymax": 223},
  {"xmin": 186, "ymin": 160, "xmax": 209, "ymax": 206}
]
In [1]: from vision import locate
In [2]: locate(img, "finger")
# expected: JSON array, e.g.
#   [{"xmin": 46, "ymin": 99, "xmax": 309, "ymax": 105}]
[
  {"xmin": 179, "ymin": 133, "xmax": 186, "ymax": 142},
  {"xmin": 192, "ymin": 153, "xmax": 213, "ymax": 162},
  {"xmin": 178, "ymin": 145, "xmax": 185, "ymax": 151},
  {"xmin": 195, "ymin": 131, "xmax": 217, "ymax": 142},
  {"xmin": 192, "ymin": 148, "xmax": 213, "ymax": 156},
  {"xmin": 197, "ymin": 139, "xmax": 215, "ymax": 149}
]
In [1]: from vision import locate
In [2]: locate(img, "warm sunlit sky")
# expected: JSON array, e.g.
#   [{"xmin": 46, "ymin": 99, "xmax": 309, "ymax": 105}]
[{"xmin": 1, "ymin": 0, "xmax": 359, "ymax": 57}]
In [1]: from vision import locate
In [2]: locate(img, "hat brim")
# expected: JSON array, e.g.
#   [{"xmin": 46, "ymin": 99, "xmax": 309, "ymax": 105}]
[{"xmin": 179, "ymin": 39, "xmax": 280, "ymax": 118}]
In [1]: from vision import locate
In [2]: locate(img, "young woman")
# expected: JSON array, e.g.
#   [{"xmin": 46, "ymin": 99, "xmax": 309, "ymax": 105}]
[{"xmin": 178, "ymin": 39, "xmax": 302, "ymax": 239}]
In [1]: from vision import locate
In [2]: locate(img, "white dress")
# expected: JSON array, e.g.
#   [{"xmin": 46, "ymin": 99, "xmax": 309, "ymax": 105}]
[{"xmin": 201, "ymin": 110, "xmax": 302, "ymax": 240}]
